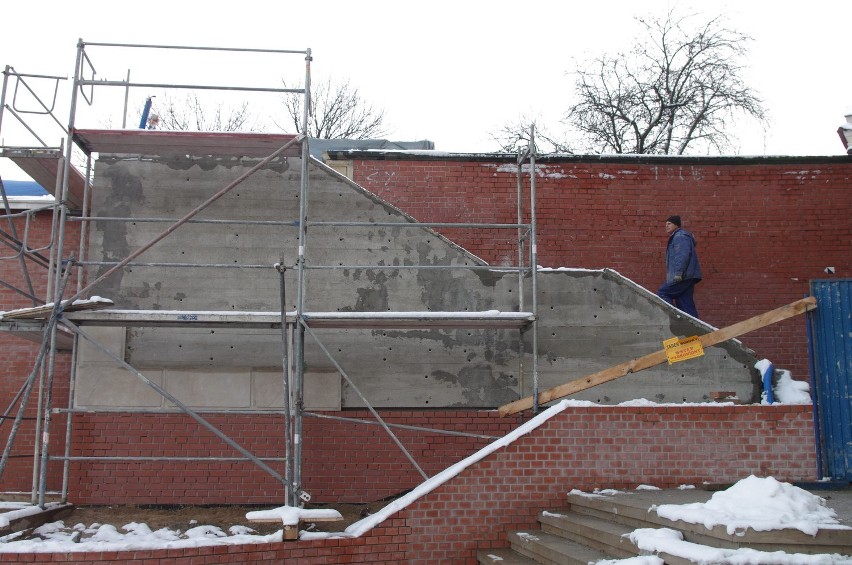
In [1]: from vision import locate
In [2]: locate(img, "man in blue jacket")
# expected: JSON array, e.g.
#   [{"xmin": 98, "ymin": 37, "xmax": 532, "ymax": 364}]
[{"xmin": 657, "ymin": 215, "xmax": 702, "ymax": 319}]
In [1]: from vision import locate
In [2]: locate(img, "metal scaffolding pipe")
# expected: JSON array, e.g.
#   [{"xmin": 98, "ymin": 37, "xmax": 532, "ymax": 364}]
[
  {"xmin": 56, "ymin": 456, "xmax": 288, "ymax": 462},
  {"xmin": 304, "ymin": 412, "xmax": 500, "ymax": 441},
  {"xmin": 528, "ymin": 125, "xmax": 540, "ymax": 414},
  {"xmin": 291, "ymin": 48, "xmax": 312, "ymax": 506},
  {"xmin": 68, "ymin": 216, "xmax": 301, "ymax": 226},
  {"xmin": 77, "ymin": 79, "xmax": 302, "ymax": 94},
  {"xmin": 276, "ymin": 263, "xmax": 294, "ymax": 506},
  {"xmin": 82, "ymin": 41, "xmax": 307, "ymax": 55}
]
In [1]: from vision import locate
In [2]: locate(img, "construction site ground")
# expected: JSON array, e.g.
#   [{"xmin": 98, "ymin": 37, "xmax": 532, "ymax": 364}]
[{"xmin": 1, "ymin": 494, "xmax": 399, "ymax": 539}]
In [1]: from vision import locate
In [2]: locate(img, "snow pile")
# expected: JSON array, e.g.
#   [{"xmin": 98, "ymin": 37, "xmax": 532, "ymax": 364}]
[
  {"xmin": 245, "ymin": 506, "xmax": 342, "ymax": 526},
  {"xmin": 755, "ymin": 359, "xmax": 812, "ymax": 404},
  {"xmin": 627, "ymin": 527, "xmax": 852, "ymax": 565},
  {"xmin": 652, "ymin": 476, "xmax": 846, "ymax": 536},
  {"xmin": 0, "ymin": 520, "xmax": 283, "ymax": 553},
  {"xmin": 774, "ymin": 369, "xmax": 812, "ymax": 404}
]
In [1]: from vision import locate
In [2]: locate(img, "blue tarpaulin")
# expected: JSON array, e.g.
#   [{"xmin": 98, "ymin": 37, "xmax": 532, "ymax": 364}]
[{"xmin": 1, "ymin": 180, "xmax": 50, "ymax": 197}]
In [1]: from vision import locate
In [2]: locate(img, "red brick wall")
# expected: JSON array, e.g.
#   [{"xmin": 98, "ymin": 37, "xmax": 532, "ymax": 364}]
[
  {"xmin": 1, "ymin": 212, "xmax": 80, "ymax": 495},
  {"xmin": 18, "ymin": 405, "xmax": 817, "ymax": 563},
  {"xmin": 0, "ymin": 342, "xmax": 72, "ymax": 495},
  {"xmin": 67, "ymin": 410, "xmax": 518, "ymax": 505},
  {"xmin": 351, "ymin": 156, "xmax": 852, "ymax": 380},
  {"xmin": 0, "ymin": 213, "xmax": 81, "ymax": 309},
  {"xmin": 62, "ymin": 405, "xmax": 816, "ymax": 506}
]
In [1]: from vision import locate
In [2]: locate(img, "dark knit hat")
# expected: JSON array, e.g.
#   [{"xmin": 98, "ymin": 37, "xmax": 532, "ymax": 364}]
[{"xmin": 666, "ymin": 215, "xmax": 681, "ymax": 227}]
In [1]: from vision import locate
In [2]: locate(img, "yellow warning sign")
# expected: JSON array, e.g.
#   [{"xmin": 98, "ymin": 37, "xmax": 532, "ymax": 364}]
[{"xmin": 663, "ymin": 335, "xmax": 705, "ymax": 364}]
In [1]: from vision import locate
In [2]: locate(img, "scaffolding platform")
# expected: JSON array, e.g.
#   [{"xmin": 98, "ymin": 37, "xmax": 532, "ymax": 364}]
[
  {"xmin": 1, "ymin": 147, "xmax": 88, "ymax": 210},
  {"xmin": 1, "ymin": 309, "xmax": 533, "ymax": 349},
  {"xmin": 0, "ymin": 319, "xmax": 74, "ymax": 350},
  {"xmin": 71, "ymin": 129, "xmax": 303, "ymax": 159},
  {"xmin": 59, "ymin": 309, "xmax": 535, "ymax": 330}
]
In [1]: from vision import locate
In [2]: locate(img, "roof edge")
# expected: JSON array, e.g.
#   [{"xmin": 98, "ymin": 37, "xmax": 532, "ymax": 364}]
[{"xmin": 325, "ymin": 150, "xmax": 852, "ymax": 165}]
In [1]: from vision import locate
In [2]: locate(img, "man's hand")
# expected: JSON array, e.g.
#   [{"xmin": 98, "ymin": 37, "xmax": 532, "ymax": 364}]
[{"xmin": 673, "ymin": 275, "xmax": 683, "ymax": 283}]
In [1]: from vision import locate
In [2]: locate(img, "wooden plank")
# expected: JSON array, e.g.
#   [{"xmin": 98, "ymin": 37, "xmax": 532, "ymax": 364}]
[
  {"xmin": 498, "ymin": 297, "xmax": 817, "ymax": 417},
  {"xmin": 0, "ymin": 297, "xmax": 114, "ymax": 321},
  {"xmin": 0, "ymin": 504, "xmax": 74, "ymax": 537}
]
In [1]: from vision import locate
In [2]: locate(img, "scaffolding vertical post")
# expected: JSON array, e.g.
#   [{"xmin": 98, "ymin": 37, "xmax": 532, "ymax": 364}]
[
  {"xmin": 292, "ymin": 48, "xmax": 312, "ymax": 507},
  {"xmin": 0, "ymin": 66, "xmax": 9, "ymax": 134},
  {"xmin": 528, "ymin": 125, "xmax": 539, "ymax": 414},
  {"xmin": 121, "ymin": 70, "xmax": 130, "ymax": 129},
  {"xmin": 35, "ymin": 39, "xmax": 87, "ymax": 506},
  {"xmin": 276, "ymin": 263, "xmax": 294, "ymax": 506},
  {"xmin": 515, "ymin": 142, "xmax": 527, "ymax": 408},
  {"xmin": 75, "ymin": 155, "xmax": 93, "ymax": 293},
  {"xmin": 38, "ymin": 262, "xmax": 73, "ymax": 508},
  {"xmin": 60, "ymin": 339, "xmax": 79, "ymax": 504}
]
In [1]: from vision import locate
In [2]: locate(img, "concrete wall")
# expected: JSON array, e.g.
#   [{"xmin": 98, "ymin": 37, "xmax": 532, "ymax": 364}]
[
  {"xmin": 76, "ymin": 152, "xmax": 758, "ymax": 410},
  {"xmin": 341, "ymin": 153, "xmax": 852, "ymax": 382}
]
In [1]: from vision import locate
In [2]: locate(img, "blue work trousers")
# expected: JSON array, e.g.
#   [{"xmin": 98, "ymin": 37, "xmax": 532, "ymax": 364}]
[{"xmin": 657, "ymin": 279, "xmax": 699, "ymax": 319}]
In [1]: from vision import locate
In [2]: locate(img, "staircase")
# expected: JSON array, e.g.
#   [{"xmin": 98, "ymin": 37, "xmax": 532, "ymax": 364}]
[{"xmin": 477, "ymin": 489, "xmax": 852, "ymax": 564}]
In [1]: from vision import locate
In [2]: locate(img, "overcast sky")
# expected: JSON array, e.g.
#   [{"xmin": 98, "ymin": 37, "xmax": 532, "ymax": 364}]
[{"xmin": 1, "ymin": 0, "xmax": 849, "ymax": 167}]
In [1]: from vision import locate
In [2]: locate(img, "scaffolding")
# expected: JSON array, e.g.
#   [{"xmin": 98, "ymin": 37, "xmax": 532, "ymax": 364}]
[{"xmin": 0, "ymin": 40, "xmax": 539, "ymax": 509}]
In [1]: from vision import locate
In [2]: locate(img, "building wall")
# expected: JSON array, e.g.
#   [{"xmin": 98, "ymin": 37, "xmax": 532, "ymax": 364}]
[
  {"xmin": 64, "ymin": 405, "xmax": 816, "ymax": 507},
  {"xmin": 346, "ymin": 155, "xmax": 852, "ymax": 380},
  {"xmin": 73, "ymin": 154, "xmax": 757, "ymax": 411},
  {"xmin": 0, "ymin": 152, "xmax": 852, "ymax": 503},
  {"xmin": 28, "ymin": 405, "xmax": 817, "ymax": 563},
  {"xmin": 0, "ymin": 213, "xmax": 79, "ymax": 494}
]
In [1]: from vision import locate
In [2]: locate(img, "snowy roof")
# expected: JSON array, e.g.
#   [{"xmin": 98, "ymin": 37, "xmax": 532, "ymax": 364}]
[{"xmin": 309, "ymin": 138, "xmax": 434, "ymax": 161}]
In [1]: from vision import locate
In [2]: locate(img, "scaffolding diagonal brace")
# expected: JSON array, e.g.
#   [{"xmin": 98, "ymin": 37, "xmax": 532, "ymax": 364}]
[
  {"xmin": 300, "ymin": 320, "xmax": 429, "ymax": 481},
  {"xmin": 61, "ymin": 319, "xmax": 287, "ymax": 485}
]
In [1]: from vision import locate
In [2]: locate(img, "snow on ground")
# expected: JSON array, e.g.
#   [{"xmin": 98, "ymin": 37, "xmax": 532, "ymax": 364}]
[{"xmin": 0, "ymin": 520, "xmax": 283, "ymax": 553}]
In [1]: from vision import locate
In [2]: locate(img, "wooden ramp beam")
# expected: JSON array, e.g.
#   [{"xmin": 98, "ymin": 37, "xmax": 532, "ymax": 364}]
[{"xmin": 498, "ymin": 297, "xmax": 817, "ymax": 417}]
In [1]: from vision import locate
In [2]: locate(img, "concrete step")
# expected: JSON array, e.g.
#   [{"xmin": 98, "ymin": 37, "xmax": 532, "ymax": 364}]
[
  {"xmin": 507, "ymin": 529, "xmax": 621, "ymax": 565},
  {"xmin": 565, "ymin": 502, "xmax": 738, "ymax": 550},
  {"xmin": 538, "ymin": 509, "xmax": 640, "ymax": 559},
  {"xmin": 566, "ymin": 490, "xmax": 852, "ymax": 556},
  {"xmin": 479, "ymin": 491, "xmax": 852, "ymax": 564},
  {"xmin": 476, "ymin": 547, "xmax": 538, "ymax": 564}
]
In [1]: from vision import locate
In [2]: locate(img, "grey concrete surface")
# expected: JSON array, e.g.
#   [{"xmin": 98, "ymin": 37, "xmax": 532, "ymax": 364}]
[{"xmin": 75, "ymin": 153, "xmax": 760, "ymax": 409}]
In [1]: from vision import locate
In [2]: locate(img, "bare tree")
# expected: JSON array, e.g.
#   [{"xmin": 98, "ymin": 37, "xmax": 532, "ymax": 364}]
[
  {"xmin": 491, "ymin": 115, "xmax": 573, "ymax": 154},
  {"xmin": 282, "ymin": 78, "xmax": 387, "ymax": 139},
  {"xmin": 152, "ymin": 94, "xmax": 258, "ymax": 132},
  {"xmin": 567, "ymin": 10, "xmax": 767, "ymax": 155}
]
